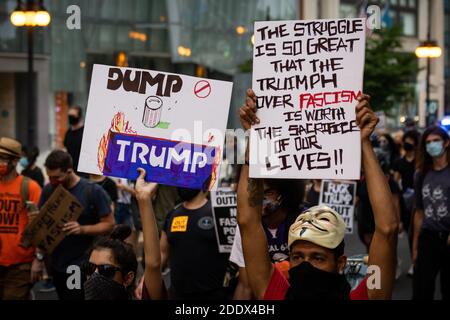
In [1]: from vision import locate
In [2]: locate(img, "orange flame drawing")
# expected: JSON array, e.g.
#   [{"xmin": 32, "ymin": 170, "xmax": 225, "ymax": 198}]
[
  {"xmin": 97, "ymin": 112, "xmax": 136, "ymax": 172},
  {"xmin": 208, "ymin": 147, "xmax": 221, "ymax": 190}
]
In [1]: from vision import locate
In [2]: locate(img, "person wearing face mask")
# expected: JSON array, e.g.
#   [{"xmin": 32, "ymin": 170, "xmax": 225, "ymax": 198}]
[
  {"xmin": 20, "ymin": 146, "xmax": 44, "ymax": 188},
  {"xmin": 38, "ymin": 150, "xmax": 114, "ymax": 300},
  {"xmin": 230, "ymin": 179, "xmax": 305, "ymax": 299},
  {"xmin": 64, "ymin": 105, "xmax": 86, "ymax": 177},
  {"xmin": 159, "ymin": 182, "xmax": 230, "ymax": 300},
  {"xmin": 83, "ymin": 225, "xmax": 137, "ymax": 300},
  {"xmin": 237, "ymin": 89, "xmax": 399, "ymax": 300},
  {"xmin": 0, "ymin": 137, "xmax": 42, "ymax": 300},
  {"xmin": 412, "ymin": 126, "xmax": 450, "ymax": 300}
]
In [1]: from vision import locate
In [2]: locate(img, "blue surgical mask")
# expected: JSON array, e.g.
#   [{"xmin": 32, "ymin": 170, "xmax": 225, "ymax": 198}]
[
  {"xmin": 426, "ymin": 141, "xmax": 445, "ymax": 158},
  {"xmin": 19, "ymin": 157, "xmax": 29, "ymax": 168}
]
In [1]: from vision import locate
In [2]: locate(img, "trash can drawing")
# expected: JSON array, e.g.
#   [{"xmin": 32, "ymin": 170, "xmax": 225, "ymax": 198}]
[{"xmin": 142, "ymin": 96, "xmax": 163, "ymax": 128}]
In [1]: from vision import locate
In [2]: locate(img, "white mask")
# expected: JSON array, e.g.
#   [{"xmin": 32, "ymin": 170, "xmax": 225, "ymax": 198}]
[{"xmin": 288, "ymin": 205, "xmax": 345, "ymax": 249}]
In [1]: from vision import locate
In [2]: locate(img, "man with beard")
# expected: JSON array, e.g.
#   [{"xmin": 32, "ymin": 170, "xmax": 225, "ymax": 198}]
[
  {"xmin": 0, "ymin": 137, "xmax": 42, "ymax": 299},
  {"xmin": 237, "ymin": 89, "xmax": 398, "ymax": 300},
  {"xmin": 38, "ymin": 150, "xmax": 114, "ymax": 300}
]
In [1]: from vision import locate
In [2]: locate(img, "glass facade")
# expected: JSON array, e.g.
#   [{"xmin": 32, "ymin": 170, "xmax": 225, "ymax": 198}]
[{"xmin": 340, "ymin": 0, "xmax": 417, "ymax": 36}]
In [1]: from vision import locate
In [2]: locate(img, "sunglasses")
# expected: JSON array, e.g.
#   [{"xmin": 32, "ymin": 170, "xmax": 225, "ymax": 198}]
[{"xmin": 83, "ymin": 262, "xmax": 122, "ymax": 279}]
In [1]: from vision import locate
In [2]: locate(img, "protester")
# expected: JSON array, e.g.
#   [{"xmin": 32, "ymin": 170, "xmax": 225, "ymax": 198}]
[
  {"xmin": 64, "ymin": 105, "xmax": 85, "ymax": 177},
  {"xmin": 230, "ymin": 179, "xmax": 304, "ymax": 299},
  {"xmin": 237, "ymin": 89, "xmax": 399, "ymax": 300},
  {"xmin": 412, "ymin": 126, "xmax": 450, "ymax": 300},
  {"xmin": 0, "ymin": 137, "xmax": 42, "ymax": 300},
  {"xmin": 84, "ymin": 225, "xmax": 137, "ymax": 300},
  {"xmin": 160, "ymin": 185, "xmax": 229, "ymax": 299},
  {"xmin": 39, "ymin": 150, "xmax": 114, "ymax": 300},
  {"xmin": 20, "ymin": 146, "xmax": 45, "ymax": 188}
]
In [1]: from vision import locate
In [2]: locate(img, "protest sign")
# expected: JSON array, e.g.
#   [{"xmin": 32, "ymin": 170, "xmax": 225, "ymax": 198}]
[
  {"xmin": 250, "ymin": 19, "xmax": 366, "ymax": 179},
  {"xmin": 21, "ymin": 185, "xmax": 83, "ymax": 253},
  {"xmin": 319, "ymin": 180, "xmax": 357, "ymax": 233},
  {"xmin": 78, "ymin": 65, "xmax": 233, "ymax": 190},
  {"xmin": 211, "ymin": 188, "xmax": 237, "ymax": 253}
]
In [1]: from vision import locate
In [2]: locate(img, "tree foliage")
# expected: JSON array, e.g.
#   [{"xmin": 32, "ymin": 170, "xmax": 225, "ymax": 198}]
[{"xmin": 364, "ymin": 26, "xmax": 419, "ymax": 113}]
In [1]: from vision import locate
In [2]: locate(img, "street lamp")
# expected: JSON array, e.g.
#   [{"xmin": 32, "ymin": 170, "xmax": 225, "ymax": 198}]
[
  {"xmin": 415, "ymin": 0, "xmax": 441, "ymax": 127},
  {"xmin": 10, "ymin": 0, "xmax": 50, "ymax": 146}
]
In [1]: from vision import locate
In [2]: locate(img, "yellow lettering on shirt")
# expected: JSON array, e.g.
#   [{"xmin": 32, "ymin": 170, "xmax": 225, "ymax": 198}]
[{"xmin": 171, "ymin": 216, "xmax": 188, "ymax": 232}]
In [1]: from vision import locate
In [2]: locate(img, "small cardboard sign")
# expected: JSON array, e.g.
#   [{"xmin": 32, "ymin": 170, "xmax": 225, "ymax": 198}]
[
  {"xmin": 319, "ymin": 180, "xmax": 357, "ymax": 234},
  {"xmin": 211, "ymin": 188, "xmax": 237, "ymax": 253},
  {"xmin": 21, "ymin": 185, "xmax": 83, "ymax": 253}
]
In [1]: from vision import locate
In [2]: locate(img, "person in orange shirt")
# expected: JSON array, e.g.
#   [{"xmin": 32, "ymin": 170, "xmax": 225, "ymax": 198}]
[{"xmin": 0, "ymin": 137, "xmax": 42, "ymax": 300}]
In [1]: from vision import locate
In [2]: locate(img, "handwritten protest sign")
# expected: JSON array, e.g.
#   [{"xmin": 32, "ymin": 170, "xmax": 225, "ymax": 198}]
[
  {"xmin": 250, "ymin": 19, "xmax": 366, "ymax": 179},
  {"xmin": 78, "ymin": 65, "xmax": 233, "ymax": 190},
  {"xmin": 21, "ymin": 185, "xmax": 83, "ymax": 253},
  {"xmin": 319, "ymin": 180, "xmax": 357, "ymax": 233},
  {"xmin": 211, "ymin": 188, "xmax": 237, "ymax": 253}
]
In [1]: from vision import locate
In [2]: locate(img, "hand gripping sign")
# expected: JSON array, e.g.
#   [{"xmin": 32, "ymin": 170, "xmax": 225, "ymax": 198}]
[{"xmin": 78, "ymin": 65, "xmax": 233, "ymax": 190}]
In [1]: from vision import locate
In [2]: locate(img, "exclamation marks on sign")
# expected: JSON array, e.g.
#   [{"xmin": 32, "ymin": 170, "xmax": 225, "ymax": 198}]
[
  {"xmin": 15, "ymin": 213, "xmax": 19, "ymax": 225},
  {"xmin": 334, "ymin": 149, "xmax": 343, "ymax": 175}
]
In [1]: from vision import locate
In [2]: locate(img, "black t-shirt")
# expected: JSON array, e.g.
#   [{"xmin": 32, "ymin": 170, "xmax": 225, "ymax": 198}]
[
  {"xmin": 357, "ymin": 177, "xmax": 401, "ymax": 234},
  {"xmin": 38, "ymin": 178, "xmax": 111, "ymax": 272},
  {"xmin": 163, "ymin": 200, "xmax": 229, "ymax": 297},
  {"xmin": 22, "ymin": 166, "xmax": 44, "ymax": 188},
  {"xmin": 95, "ymin": 177, "xmax": 118, "ymax": 203},
  {"xmin": 64, "ymin": 126, "xmax": 84, "ymax": 173},
  {"xmin": 393, "ymin": 157, "xmax": 416, "ymax": 191}
]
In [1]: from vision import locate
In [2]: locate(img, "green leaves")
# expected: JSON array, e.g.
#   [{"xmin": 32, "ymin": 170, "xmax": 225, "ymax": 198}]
[{"xmin": 364, "ymin": 26, "xmax": 419, "ymax": 113}]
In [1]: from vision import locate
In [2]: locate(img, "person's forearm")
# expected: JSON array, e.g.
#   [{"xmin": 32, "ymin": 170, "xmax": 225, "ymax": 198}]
[
  {"xmin": 83, "ymin": 221, "xmax": 114, "ymax": 236},
  {"xmin": 362, "ymin": 140, "xmax": 399, "ymax": 233},
  {"xmin": 123, "ymin": 185, "xmax": 136, "ymax": 196},
  {"xmin": 237, "ymin": 164, "xmax": 263, "ymax": 228},
  {"xmin": 412, "ymin": 209, "xmax": 423, "ymax": 256},
  {"xmin": 138, "ymin": 199, "xmax": 161, "ymax": 269}
]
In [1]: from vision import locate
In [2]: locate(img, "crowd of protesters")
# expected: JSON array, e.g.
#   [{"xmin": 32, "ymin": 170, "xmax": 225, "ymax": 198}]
[{"xmin": 0, "ymin": 93, "xmax": 449, "ymax": 301}]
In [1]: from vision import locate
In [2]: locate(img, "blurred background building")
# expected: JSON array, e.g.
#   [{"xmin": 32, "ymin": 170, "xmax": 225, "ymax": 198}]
[{"xmin": 0, "ymin": 0, "xmax": 447, "ymax": 152}]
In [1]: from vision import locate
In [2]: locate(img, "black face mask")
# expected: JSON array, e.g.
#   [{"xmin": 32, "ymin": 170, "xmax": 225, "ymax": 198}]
[
  {"xmin": 177, "ymin": 187, "xmax": 201, "ymax": 202},
  {"xmin": 84, "ymin": 272, "xmax": 129, "ymax": 300},
  {"xmin": 68, "ymin": 115, "xmax": 80, "ymax": 126},
  {"xmin": 403, "ymin": 142, "xmax": 415, "ymax": 151},
  {"xmin": 285, "ymin": 262, "xmax": 351, "ymax": 300}
]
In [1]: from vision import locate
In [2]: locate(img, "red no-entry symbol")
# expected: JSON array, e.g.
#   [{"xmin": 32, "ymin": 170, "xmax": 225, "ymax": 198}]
[{"xmin": 194, "ymin": 80, "xmax": 211, "ymax": 98}]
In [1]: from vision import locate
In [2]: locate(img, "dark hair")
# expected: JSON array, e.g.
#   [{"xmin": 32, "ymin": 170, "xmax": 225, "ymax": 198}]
[
  {"xmin": 88, "ymin": 225, "xmax": 138, "ymax": 281},
  {"xmin": 402, "ymin": 130, "xmax": 421, "ymax": 146},
  {"xmin": 44, "ymin": 150, "xmax": 73, "ymax": 171},
  {"xmin": 70, "ymin": 105, "xmax": 83, "ymax": 118},
  {"xmin": 25, "ymin": 146, "xmax": 40, "ymax": 167},
  {"xmin": 332, "ymin": 241, "xmax": 345, "ymax": 260},
  {"xmin": 264, "ymin": 179, "xmax": 305, "ymax": 212},
  {"xmin": 417, "ymin": 125, "xmax": 450, "ymax": 175}
]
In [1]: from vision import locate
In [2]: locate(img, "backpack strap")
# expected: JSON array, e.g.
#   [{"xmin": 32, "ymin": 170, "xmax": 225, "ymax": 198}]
[{"xmin": 19, "ymin": 176, "xmax": 31, "ymax": 213}]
